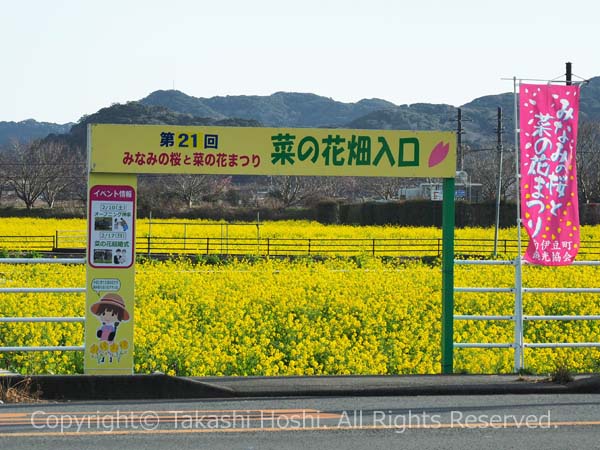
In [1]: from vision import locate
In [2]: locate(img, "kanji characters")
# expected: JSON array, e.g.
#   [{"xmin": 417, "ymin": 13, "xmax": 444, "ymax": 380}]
[
  {"xmin": 348, "ymin": 135, "xmax": 371, "ymax": 166},
  {"xmin": 160, "ymin": 132, "xmax": 175, "ymax": 147},
  {"xmin": 271, "ymin": 133, "xmax": 296, "ymax": 165}
]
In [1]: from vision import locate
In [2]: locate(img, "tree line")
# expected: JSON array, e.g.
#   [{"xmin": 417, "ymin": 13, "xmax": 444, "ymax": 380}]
[{"xmin": 1, "ymin": 121, "xmax": 600, "ymax": 213}]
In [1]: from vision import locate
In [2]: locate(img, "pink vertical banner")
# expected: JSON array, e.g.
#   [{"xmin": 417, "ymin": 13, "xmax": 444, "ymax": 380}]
[{"xmin": 519, "ymin": 83, "xmax": 581, "ymax": 265}]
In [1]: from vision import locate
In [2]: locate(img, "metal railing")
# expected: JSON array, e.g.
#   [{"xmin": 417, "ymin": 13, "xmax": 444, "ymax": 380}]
[
  {"xmin": 0, "ymin": 258, "xmax": 85, "ymax": 353},
  {"xmin": 454, "ymin": 258, "xmax": 600, "ymax": 372},
  {"xmin": 0, "ymin": 235, "xmax": 56, "ymax": 252},
  {"xmin": 55, "ymin": 229, "xmax": 87, "ymax": 249},
  {"xmin": 2, "ymin": 256, "xmax": 599, "ymax": 371},
  {"xmin": 6, "ymin": 231, "xmax": 600, "ymax": 259}
]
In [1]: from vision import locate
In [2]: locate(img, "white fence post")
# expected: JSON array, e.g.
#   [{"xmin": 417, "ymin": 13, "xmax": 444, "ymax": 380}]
[{"xmin": 513, "ymin": 257, "xmax": 524, "ymax": 372}]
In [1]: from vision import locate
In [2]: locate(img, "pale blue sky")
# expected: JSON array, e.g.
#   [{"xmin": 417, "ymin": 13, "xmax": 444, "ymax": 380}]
[{"xmin": 2, "ymin": 0, "xmax": 598, "ymax": 123}]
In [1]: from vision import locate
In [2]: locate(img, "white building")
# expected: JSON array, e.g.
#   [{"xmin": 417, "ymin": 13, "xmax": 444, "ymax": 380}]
[{"xmin": 399, "ymin": 171, "xmax": 483, "ymax": 202}]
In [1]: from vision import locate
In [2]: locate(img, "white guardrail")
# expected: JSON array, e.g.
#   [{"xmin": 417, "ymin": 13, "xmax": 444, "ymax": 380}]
[
  {"xmin": 454, "ymin": 259, "xmax": 600, "ymax": 372},
  {"xmin": 1, "ymin": 257, "xmax": 599, "ymax": 373},
  {"xmin": 0, "ymin": 258, "xmax": 86, "ymax": 352}
]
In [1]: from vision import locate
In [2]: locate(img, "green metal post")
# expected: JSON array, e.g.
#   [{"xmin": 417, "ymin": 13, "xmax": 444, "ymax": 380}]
[{"xmin": 441, "ymin": 177, "xmax": 455, "ymax": 374}]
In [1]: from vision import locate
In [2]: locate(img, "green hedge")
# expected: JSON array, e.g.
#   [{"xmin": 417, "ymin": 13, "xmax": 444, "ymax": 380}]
[{"xmin": 331, "ymin": 201, "xmax": 519, "ymax": 228}]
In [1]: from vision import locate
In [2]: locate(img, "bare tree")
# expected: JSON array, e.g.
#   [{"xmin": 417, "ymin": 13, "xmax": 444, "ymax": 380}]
[
  {"xmin": 136, "ymin": 175, "xmax": 167, "ymax": 216},
  {"xmin": 1, "ymin": 141, "xmax": 47, "ymax": 209},
  {"xmin": 300, "ymin": 176, "xmax": 356, "ymax": 204},
  {"xmin": 0, "ymin": 140, "xmax": 84, "ymax": 209},
  {"xmin": 465, "ymin": 147, "xmax": 516, "ymax": 202},
  {"xmin": 263, "ymin": 175, "xmax": 373, "ymax": 207},
  {"xmin": 268, "ymin": 176, "xmax": 336, "ymax": 208},
  {"xmin": 165, "ymin": 174, "xmax": 231, "ymax": 208},
  {"xmin": 0, "ymin": 167, "xmax": 5, "ymax": 205},
  {"xmin": 268, "ymin": 176, "xmax": 308, "ymax": 208},
  {"xmin": 576, "ymin": 122, "xmax": 600, "ymax": 204},
  {"xmin": 359, "ymin": 177, "xmax": 417, "ymax": 200},
  {"xmin": 36, "ymin": 142, "xmax": 85, "ymax": 208},
  {"xmin": 330, "ymin": 176, "xmax": 363, "ymax": 202}
]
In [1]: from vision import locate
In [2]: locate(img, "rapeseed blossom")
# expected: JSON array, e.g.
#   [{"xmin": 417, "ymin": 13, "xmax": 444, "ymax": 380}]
[{"xmin": 0, "ymin": 255, "xmax": 598, "ymax": 375}]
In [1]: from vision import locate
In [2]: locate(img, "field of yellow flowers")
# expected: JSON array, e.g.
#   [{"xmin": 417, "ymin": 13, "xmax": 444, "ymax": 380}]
[
  {"xmin": 0, "ymin": 217, "xmax": 569, "ymax": 242},
  {"xmin": 0, "ymin": 255, "xmax": 599, "ymax": 375},
  {"xmin": 2, "ymin": 217, "xmax": 600, "ymax": 258}
]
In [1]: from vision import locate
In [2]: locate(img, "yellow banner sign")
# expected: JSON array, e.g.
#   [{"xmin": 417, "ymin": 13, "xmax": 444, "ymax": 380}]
[{"xmin": 89, "ymin": 124, "xmax": 456, "ymax": 178}]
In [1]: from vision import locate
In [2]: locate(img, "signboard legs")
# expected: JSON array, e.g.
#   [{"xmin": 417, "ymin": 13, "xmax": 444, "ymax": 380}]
[
  {"xmin": 441, "ymin": 177, "xmax": 455, "ymax": 374},
  {"xmin": 84, "ymin": 173, "xmax": 137, "ymax": 375}
]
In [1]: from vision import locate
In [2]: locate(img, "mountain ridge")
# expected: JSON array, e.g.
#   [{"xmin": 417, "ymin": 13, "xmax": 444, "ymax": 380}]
[
  {"xmin": 0, "ymin": 119, "xmax": 72, "ymax": 146},
  {"xmin": 2, "ymin": 76, "xmax": 599, "ymax": 147},
  {"xmin": 140, "ymin": 90, "xmax": 397, "ymax": 128}
]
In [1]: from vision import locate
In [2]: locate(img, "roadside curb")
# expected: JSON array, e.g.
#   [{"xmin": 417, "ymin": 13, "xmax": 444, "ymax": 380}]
[
  {"xmin": 0, "ymin": 374, "xmax": 235, "ymax": 401},
  {"xmin": 1, "ymin": 374, "xmax": 598, "ymax": 401},
  {"xmin": 194, "ymin": 374, "xmax": 600, "ymax": 398}
]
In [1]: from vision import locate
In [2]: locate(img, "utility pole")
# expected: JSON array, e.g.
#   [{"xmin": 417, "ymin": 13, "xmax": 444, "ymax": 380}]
[
  {"xmin": 493, "ymin": 107, "xmax": 504, "ymax": 257},
  {"xmin": 457, "ymin": 108, "xmax": 465, "ymax": 171}
]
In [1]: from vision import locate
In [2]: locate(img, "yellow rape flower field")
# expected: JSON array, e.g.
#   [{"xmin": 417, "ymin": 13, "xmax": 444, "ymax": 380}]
[
  {"xmin": 2, "ymin": 217, "xmax": 600, "ymax": 259},
  {"xmin": 1, "ymin": 254, "xmax": 599, "ymax": 376},
  {"xmin": 2, "ymin": 217, "xmax": 597, "ymax": 241}
]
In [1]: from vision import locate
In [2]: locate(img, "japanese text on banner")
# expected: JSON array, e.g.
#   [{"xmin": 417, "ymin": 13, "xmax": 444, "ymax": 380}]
[{"xmin": 519, "ymin": 83, "xmax": 581, "ymax": 265}]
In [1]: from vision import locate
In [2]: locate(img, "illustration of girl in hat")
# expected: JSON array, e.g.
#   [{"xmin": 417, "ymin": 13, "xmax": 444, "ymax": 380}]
[{"xmin": 91, "ymin": 293, "xmax": 130, "ymax": 363}]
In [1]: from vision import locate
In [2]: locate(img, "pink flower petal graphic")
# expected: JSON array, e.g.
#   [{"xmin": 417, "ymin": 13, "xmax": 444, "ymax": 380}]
[{"xmin": 428, "ymin": 141, "xmax": 450, "ymax": 168}]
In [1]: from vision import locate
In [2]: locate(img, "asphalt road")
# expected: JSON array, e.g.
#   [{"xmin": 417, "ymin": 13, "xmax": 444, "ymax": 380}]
[{"xmin": 1, "ymin": 393, "xmax": 599, "ymax": 449}]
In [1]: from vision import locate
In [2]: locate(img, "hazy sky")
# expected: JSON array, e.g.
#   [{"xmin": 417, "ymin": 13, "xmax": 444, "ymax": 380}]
[{"xmin": 2, "ymin": 0, "xmax": 598, "ymax": 123}]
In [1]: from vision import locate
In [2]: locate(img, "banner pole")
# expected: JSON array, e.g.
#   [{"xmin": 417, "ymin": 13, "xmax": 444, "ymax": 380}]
[
  {"xmin": 514, "ymin": 76, "xmax": 522, "ymax": 259},
  {"xmin": 441, "ymin": 176, "xmax": 455, "ymax": 374},
  {"xmin": 513, "ymin": 76, "xmax": 524, "ymax": 372}
]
